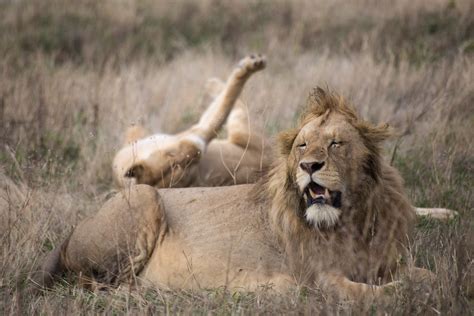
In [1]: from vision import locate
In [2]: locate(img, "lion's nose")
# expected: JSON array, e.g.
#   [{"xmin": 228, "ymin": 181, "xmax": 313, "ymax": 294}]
[{"xmin": 300, "ymin": 161, "xmax": 325, "ymax": 174}]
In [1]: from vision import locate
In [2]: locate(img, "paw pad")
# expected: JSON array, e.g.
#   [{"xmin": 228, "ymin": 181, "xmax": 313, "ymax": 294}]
[{"xmin": 237, "ymin": 54, "xmax": 266, "ymax": 74}]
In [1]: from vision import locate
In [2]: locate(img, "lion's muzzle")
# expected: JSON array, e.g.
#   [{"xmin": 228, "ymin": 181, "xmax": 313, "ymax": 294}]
[{"xmin": 304, "ymin": 182, "xmax": 342, "ymax": 209}]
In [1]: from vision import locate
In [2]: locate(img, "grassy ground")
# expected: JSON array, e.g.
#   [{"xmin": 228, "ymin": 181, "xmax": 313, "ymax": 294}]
[{"xmin": 0, "ymin": 0, "xmax": 473, "ymax": 314}]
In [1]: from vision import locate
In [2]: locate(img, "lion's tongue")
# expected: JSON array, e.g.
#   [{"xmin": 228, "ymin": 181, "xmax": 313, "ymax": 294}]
[{"xmin": 309, "ymin": 183, "xmax": 326, "ymax": 196}]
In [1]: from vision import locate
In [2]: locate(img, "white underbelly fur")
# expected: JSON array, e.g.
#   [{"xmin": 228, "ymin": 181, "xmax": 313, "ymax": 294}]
[{"xmin": 113, "ymin": 133, "xmax": 174, "ymax": 176}]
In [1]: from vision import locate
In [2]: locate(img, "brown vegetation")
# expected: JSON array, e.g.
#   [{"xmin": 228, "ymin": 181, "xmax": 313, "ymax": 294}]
[{"xmin": 0, "ymin": 0, "xmax": 472, "ymax": 314}]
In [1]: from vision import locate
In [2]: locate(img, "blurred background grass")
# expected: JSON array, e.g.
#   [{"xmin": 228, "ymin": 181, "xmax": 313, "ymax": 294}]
[{"xmin": 0, "ymin": 0, "xmax": 472, "ymax": 314}]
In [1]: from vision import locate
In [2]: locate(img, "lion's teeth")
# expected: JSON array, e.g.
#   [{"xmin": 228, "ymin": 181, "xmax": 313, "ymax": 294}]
[
  {"xmin": 308, "ymin": 189, "xmax": 325, "ymax": 200},
  {"xmin": 324, "ymin": 188, "xmax": 331, "ymax": 198}
]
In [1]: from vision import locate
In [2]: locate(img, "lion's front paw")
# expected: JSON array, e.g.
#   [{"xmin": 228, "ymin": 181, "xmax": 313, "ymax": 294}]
[
  {"xmin": 379, "ymin": 280, "xmax": 403, "ymax": 296},
  {"xmin": 235, "ymin": 54, "xmax": 266, "ymax": 77}
]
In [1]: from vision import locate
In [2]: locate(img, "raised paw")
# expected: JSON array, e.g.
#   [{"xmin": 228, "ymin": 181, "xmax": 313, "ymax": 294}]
[{"xmin": 235, "ymin": 54, "xmax": 266, "ymax": 78}]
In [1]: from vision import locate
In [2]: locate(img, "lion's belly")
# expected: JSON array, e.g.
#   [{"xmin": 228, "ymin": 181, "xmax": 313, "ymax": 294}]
[{"xmin": 138, "ymin": 185, "xmax": 291, "ymax": 290}]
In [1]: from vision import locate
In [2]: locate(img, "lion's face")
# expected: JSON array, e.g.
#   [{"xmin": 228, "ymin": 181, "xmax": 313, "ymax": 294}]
[{"xmin": 286, "ymin": 111, "xmax": 371, "ymax": 228}]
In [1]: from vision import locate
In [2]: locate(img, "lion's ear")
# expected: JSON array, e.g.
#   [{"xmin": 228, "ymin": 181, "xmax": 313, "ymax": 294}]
[
  {"xmin": 360, "ymin": 123, "xmax": 392, "ymax": 144},
  {"xmin": 278, "ymin": 128, "xmax": 299, "ymax": 156}
]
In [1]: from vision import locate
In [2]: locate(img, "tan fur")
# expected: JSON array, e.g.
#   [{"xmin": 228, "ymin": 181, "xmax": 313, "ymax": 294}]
[
  {"xmin": 124, "ymin": 125, "xmax": 148, "ymax": 144},
  {"xmin": 113, "ymin": 55, "xmax": 268, "ymax": 188},
  {"xmin": 34, "ymin": 88, "xmax": 435, "ymax": 300}
]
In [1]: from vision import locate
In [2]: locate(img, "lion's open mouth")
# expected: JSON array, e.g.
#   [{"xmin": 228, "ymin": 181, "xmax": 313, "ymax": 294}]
[{"xmin": 304, "ymin": 182, "xmax": 342, "ymax": 208}]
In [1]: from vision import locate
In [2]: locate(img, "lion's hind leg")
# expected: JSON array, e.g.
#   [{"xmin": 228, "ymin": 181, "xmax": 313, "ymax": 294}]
[
  {"xmin": 192, "ymin": 55, "xmax": 265, "ymax": 143},
  {"xmin": 37, "ymin": 185, "xmax": 166, "ymax": 288},
  {"xmin": 204, "ymin": 77, "xmax": 265, "ymax": 152}
]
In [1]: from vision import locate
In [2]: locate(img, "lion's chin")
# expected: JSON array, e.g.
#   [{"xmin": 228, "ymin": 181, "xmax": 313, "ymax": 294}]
[
  {"xmin": 302, "ymin": 182, "xmax": 342, "ymax": 228},
  {"xmin": 305, "ymin": 204, "xmax": 341, "ymax": 228}
]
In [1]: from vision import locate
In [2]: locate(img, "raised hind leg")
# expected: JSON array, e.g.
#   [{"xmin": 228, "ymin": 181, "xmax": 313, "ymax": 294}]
[
  {"xmin": 204, "ymin": 77, "xmax": 265, "ymax": 152},
  {"xmin": 190, "ymin": 55, "xmax": 266, "ymax": 143},
  {"xmin": 202, "ymin": 77, "xmax": 268, "ymax": 185}
]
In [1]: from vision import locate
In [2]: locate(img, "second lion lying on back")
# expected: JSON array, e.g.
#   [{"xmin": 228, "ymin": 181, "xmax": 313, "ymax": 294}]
[{"xmin": 113, "ymin": 54, "xmax": 268, "ymax": 188}]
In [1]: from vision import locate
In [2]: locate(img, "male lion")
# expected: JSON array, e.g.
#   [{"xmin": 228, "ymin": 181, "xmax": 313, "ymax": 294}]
[
  {"xmin": 34, "ymin": 88, "xmax": 434, "ymax": 300},
  {"xmin": 113, "ymin": 54, "xmax": 268, "ymax": 188}
]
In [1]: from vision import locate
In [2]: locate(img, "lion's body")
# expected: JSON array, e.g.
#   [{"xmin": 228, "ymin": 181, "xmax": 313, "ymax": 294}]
[
  {"xmin": 58, "ymin": 185, "xmax": 289, "ymax": 290},
  {"xmin": 140, "ymin": 185, "xmax": 290, "ymax": 290},
  {"xmin": 34, "ymin": 88, "xmax": 433, "ymax": 300},
  {"xmin": 138, "ymin": 162, "xmax": 413, "ymax": 290}
]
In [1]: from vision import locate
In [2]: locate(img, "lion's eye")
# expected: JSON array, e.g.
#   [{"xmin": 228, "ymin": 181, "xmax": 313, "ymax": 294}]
[
  {"xmin": 330, "ymin": 140, "xmax": 341, "ymax": 149},
  {"xmin": 297, "ymin": 143, "xmax": 307, "ymax": 149}
]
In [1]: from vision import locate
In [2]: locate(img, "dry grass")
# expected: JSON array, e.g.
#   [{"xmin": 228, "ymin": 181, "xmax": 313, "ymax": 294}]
[{"xmin": 0, "ymin": 0, "xmax": 473, "ymax": 314}]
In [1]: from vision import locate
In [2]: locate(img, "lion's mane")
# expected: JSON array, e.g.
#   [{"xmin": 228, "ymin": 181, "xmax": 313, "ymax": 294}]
[{"xmin": 255, "ymin": 88, "xmax": 416, "ymax": 284}]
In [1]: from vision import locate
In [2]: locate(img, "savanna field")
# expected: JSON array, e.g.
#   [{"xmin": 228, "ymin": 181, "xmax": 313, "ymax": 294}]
[{"xmin": 0, "ymin": 0, "xmax": 473, "ymax": 314}]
